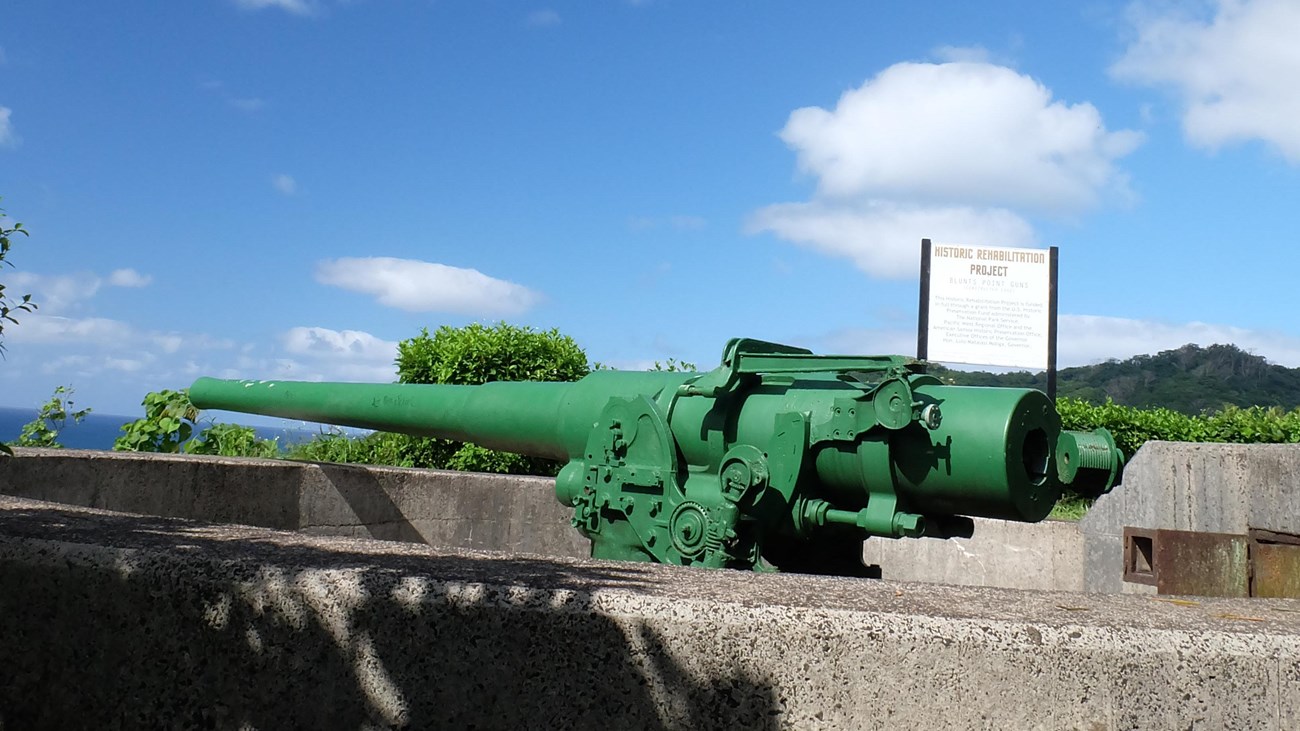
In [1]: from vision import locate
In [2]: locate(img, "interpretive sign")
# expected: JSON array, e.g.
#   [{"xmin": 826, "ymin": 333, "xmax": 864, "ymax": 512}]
[{"xmin": 917, "ymin": 239, "xmax": 1058, "ymax": 394}]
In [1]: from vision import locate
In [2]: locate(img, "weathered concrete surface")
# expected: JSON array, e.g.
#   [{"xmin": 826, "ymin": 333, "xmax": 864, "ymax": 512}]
[
  {"xmin": 864, "ymin": 517, "xmax": 1084, "ymax": 592},
  {"xmin": 1082, "ymin": 442, "xmax": 1300, "ymax": 593},
  {"xmin": 0, "ymin": 448, "xmax": 589, "ymax": 559},
  {"xmin": 3, "ymin": 494, "xmax": 1299, "ymax": 730}
]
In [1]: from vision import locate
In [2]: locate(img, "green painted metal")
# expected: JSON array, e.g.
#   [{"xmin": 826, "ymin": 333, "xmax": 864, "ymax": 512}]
[{"xmin": 189, "ymin": 337, "xmax": 1123, "ymax": 573}]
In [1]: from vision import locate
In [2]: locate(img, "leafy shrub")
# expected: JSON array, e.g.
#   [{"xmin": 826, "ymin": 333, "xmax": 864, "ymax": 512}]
[
  {"xmin": 11, "ymin": 386, "xmax": 91, "ymax": 448},
  {"xmin": 187, "ymin": 422, "xmax": 280, "ymax": 459},
  {"xmin": 287, "ymin": 429, "xmax": 411, "ymax": 467},
  {"xmin": 392, "ymin": 322, "xmax": 590, "ymax": 475},
  {"xmin": 115, "ymin": 388, "xmax": 281, "ymax": 457},
  {"xmin": 115, "ymin": 389, "xmax": 199, "ymax": 453}
]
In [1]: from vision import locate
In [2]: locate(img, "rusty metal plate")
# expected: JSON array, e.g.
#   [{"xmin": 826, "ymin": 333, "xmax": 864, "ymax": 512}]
[
  {"xmin": 1252, "ymin": 542, "xmax": 1300, "ymax": 599},
  {"xmin": 1154, "ymin": 529, "xmax": 1249, "ymax": 598}
]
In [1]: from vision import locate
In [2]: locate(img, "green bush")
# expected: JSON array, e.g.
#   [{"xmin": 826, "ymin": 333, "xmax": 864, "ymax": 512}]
[
  {"xmin": 287, "ymin": 429, "xmax": 411, "ymax": 467},
  {"xmin": 187, "ymin": 422, "xmax": 281, "ymax": 459},
  {"xmin": 115, "ymin": 389, "xmax": 199, "ymax": 453},
  {"xmin": 115, "ymin": 388, "xmax": 280, "ymax": 458},
  {"xmin": 1057, "ymin": 397, "xmax": 1300, "ymax": 457},
  {"xmin": 392, "ymin": 322, "xmax": 591, "ymax": 475},
  {"xmin": 10, "ymin": 386, "xmax": 91, "ymax": 449}
]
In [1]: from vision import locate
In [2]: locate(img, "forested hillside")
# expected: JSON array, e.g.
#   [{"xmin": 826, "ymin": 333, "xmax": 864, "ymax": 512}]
[{"xmin": 928, "ymin": 344, "xmax": 1300, "ymax": 414}]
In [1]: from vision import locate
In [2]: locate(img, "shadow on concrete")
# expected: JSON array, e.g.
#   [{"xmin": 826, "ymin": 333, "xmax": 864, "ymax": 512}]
[
  {"xmin": 0, "ymin": 502, "xmax": 782, "ymax": 730},
  {"xmin": 313, "ymin": 462, "xmax": 428, "ymax": 544}
]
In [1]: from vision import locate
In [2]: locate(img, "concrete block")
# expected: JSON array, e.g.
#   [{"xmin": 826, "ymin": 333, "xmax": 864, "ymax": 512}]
[
  {"xmin": 0, "ymin": 448, "xmax": 590, "ymax": 560},
  {"xmin": 3, "ymin": 495, "xmax": 1300, "ymax": 730},
  {"xmin": 863, "ymin": 517, "xmax": 1085, "ymax": 592}
]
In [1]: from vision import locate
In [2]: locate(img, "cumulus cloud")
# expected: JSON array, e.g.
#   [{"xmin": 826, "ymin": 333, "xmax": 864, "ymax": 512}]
[
  {"xmin": 9, "ymin": 272, "xmax": 101, "ymax": 313},
  {"xmin": 11, "ymin": 268, "xmax": 153, "ymax": 313},
  {"xmin": 9, "ymin": 315, "xmax": 134, "ymax": 345},
  {"xmin": 233, "ymin": 0, "xmax": 317, "ymax": 15},
  {"xmin": 0, "ymin": 106, "xmax": 17, "ymax": 147},
  {"xmin": 748, "ymin": 201, "xmax": 1035, "ymax": 279},
  {"xmin": 108, "ymin": 268, "xmax": 152, "ymax": 287},
  {"xmin": 272, "ymin": 174, "xmax": 298, "ymax": 195},
  {"xmin": 751, "ymin": 61, "xmax": 1140, "ymax": 278},
  {"xmin": 283, "ymin": 326, "xmax": 396, "ymax": 361},
  {"xmin": 1111, "ymin": 0, "xmax": 1300, "ymax": 162},
  {"xmin": 279, "ymin": 326, "xmax": 400, "ymax": 382},
  {"xmin": 315, "ymin": 257, "xmax": 542, "ymax": 316},
  {"xmin": 778, "ymin": 62, "xmax": 1141, "ymax": 211}
]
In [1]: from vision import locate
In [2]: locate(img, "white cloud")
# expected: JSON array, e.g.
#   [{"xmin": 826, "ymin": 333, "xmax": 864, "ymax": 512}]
[
  {"xmin": 11, "ymin": 268, "xmax": 153, "ymax": 313},
  {"xmin": 1112, "ymin": 0, "xmax": 1300, "ymax": 162},
  {"xmin": 748, "ymin": 201, "xmax": 1035, "ymax": 279},
  {"xmin": 279, "ymin": 326, "xmax": 399, "ymax": 382},
  {"xmin": 816, "ymin": 314, "xmax": 1300, "ymax": 369},
  {"xmin": 9, "ymin": 315, "xmax": 135, "ymax": 345},
  {"xmin": 527, "ymin": 9, "xmax": 561, "ymax": 27},
  {"xmin": 108, "ymin": 268, "xmax": 152, "ymax": 288},
  {"xmin": 779, "ymin": 61, "xmax": 1141, "ymax": 211},
  {"xmin": 0, "ymin": 106, "xmax": 17, "ymax": 147},
  {"xmin": 234, "ymin": 0, "xmax": 317, "ymax": 15},
  {"xmin": 315, "ymin": 257, "xmax": 542, "ymax": 316},
  {"xmin": 272, "ymin": 174, "xmax": 298, "ymax": 195},
  {"xmin": 283, "ymin": 326, "xmax": 396, "ymax": 361},
  {"xmin": 753, "ymin": 61, "xmax": 1140, "ymax": 279},
  {"xmin": 9, "ymin": 272, "xmax": 102, "ymax": 313}
]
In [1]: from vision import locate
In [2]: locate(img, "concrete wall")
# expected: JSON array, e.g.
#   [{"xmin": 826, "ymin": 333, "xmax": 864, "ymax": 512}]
[
  {"xmin": 10, "ymin": 444, "xmax": 1300, "ymax": 598},
  {"xmin": 4, "ymin": 493, "xmax": 1300, "ymax": 730},
  {"xmin": 864, "ymin": 517, "xmax": 1085, "ymax": 592},
  {"xmin": 0, "ymin": 448, "xmax": 589, "ymax": 560},
  {"xmin": 1081, "ymin": 442, "xmax": 1300, "ymax": 593}
]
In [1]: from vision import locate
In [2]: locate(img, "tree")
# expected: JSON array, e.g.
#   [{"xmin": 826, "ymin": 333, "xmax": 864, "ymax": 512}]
[{"xmin": 0, "ymin": 200, "xmax": 36, "ymax": 356}]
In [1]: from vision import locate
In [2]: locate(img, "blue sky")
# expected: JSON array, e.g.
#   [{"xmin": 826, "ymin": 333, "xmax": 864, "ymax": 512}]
[{"xmin": 2, "ymin": 0, "xmax": 1299, "ymax": 417}]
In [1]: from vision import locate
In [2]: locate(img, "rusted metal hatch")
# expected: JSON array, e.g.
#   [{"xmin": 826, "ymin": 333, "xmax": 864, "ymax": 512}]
[
  {"xmin": 1250, "ymin": 529, "xmax": 1300, "ymax": 599},
  {"xmin": 1122, "ymin": 526, "xmax": 1300, "ymax": 598}
]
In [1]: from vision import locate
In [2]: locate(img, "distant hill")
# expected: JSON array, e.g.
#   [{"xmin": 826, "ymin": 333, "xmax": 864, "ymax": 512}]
[{"xmin": 927, "ymin": 344, "xmax": 1300, "ymax": 415}]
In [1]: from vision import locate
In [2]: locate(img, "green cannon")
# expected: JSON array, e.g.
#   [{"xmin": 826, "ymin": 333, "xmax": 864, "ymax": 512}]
[{"xmin": 189, "ymin": 338, "xmax": 1122, "ymax": 574}]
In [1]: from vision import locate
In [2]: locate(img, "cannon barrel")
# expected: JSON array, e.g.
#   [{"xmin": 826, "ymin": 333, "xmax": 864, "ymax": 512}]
[
  {"xmin": 190, "ymin": 371, "xmax": 692, "ymax": 462},
  {"xmin": 190, "ymin": 337, "xmax": 1123, "ymax": 573}
]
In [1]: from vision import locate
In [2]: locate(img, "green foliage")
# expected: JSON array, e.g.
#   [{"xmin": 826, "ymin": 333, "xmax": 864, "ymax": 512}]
[
  {"xmin": 392, "ymin": 322, "xmax": 590, "ymax": 474},
  {"xmin": 11, "ymin": 386, "xmax": 91, "ymax": 449},
  {"xmin": 651, "ymin": 358, "xmax": 697, "ymax": 372},
  {"xmin": 0, "ymin": 201, "xmax": 37, "ymax": 357},
  {"xmin": 396, "ymin": 321, "xmax": 590, "ymax": 385},
  {"xmin": 287, "ymin": 429, "xmax": 412, "ymax": 466},
  {"xmin": 115, "ymin": 387, "xmax": 284, "ymax": 457},
  {"xmin": 1052, "ymin": 396, "xmax": 1300, "ymax": 518},
  {"xmin": 114, "ymin": 389, "xmax": 199, "ymax": 453},
  {"xmin": 187, "ymin": 422, "xmax": 281, "ymax": 459}
]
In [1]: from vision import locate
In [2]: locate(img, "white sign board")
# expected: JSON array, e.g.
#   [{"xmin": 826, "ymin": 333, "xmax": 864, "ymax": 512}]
[{"xmin": 925, "ymin": 243, "xmax": 1052, "ymax": 370}]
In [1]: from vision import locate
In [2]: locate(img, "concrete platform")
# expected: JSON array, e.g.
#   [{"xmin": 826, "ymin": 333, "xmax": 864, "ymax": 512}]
[{"xmin": 2, "ymin": 494, "xmax": 1298, "ymax": 730}]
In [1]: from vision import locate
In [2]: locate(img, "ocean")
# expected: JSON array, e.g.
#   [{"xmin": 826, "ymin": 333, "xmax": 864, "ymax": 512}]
[{"xmin": 0, "ymin": 406, "xmax": 323, "ymax": 451}]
